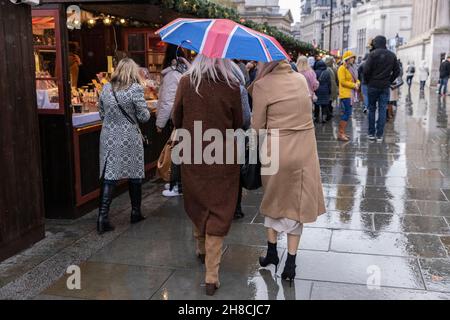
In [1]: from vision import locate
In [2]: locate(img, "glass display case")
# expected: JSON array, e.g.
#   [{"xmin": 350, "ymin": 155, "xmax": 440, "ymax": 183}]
[
  {"xmin": 123, "ymin": 29, "xmax": 167, "ymax": 77},
  {"xmin": 32, "ymin": 9, "xmax": 64, "ymax": 114}
]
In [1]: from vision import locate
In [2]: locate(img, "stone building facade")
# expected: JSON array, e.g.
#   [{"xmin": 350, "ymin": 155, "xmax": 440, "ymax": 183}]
[{"xmin": 397, "ymin": 0, "xmax": 450, "ymax": 86}]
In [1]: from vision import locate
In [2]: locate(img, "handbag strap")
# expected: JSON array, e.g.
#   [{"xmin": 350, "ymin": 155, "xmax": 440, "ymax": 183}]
[{"xmin": 111, "ymin": 89, "xmax": 137, "ymax": 126}]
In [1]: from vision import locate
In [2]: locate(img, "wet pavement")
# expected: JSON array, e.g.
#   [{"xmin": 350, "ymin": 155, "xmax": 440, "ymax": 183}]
[{"xmin": 1, "ymin": 85, "xmax": 450, "ymax": 300}]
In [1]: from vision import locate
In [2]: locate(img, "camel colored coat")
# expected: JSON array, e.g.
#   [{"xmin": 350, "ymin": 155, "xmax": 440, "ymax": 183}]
[{"xmin": 252, "ymin": 62, "xmax": 326, "ymax": 223}]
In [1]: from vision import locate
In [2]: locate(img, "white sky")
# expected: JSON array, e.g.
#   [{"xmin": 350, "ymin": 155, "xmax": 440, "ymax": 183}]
[{"xmin": 279, "ymin": 0, "xmax": 301, "ymax": 23}]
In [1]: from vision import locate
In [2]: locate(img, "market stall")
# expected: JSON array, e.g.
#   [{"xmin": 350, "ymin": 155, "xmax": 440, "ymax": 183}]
[{"xmin": 32, "ymin": 2, "xmax": 181, "ymax": 218}]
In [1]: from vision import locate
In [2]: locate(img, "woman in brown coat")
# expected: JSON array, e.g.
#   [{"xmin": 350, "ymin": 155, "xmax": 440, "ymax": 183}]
[
  {"xmin": 171, "ymin": 54, "xmax": 244, "ymax": 296},
  {"xmin": 250, "ymin": 60, "xmax": 326, "ymax": 285}
]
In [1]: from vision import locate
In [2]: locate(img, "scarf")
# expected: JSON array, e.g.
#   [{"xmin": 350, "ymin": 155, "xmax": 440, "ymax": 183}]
[{"xmin": 348, "ymin": 64, "xmax": 359, "ymax": 104}]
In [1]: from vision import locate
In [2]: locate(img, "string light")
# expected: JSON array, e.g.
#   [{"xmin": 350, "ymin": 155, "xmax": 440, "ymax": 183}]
[{"xmin": 103, "ymin": 17, "xmax": 111, "ymax": 25}]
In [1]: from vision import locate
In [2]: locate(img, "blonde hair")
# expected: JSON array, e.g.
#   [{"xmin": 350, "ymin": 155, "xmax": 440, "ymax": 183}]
[
  {"xmin": 110, "ymin": 58, "xmax": 144, "ymax": 91},
  {"xmin": 296, "ymin": 55, "xmax": 311, "ymax": 72},
  {"xmin": 186, "ymin": 54, "xmax": 243, "ymax": 95}
]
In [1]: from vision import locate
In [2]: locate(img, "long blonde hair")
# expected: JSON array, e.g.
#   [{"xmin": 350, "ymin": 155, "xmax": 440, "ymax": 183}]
[
  {"xmin": 185, "ymin": 54, "xmax": 243, "ymax": 95},
  {"xmin": 110, "ymin": 58, "xmax": 144, "ymax": 91},
  {"xmin": 296, "ymin": 55, "xmax": 311, "ymax": 73}
]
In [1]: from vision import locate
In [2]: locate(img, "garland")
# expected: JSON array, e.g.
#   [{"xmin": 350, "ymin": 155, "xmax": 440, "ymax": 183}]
[{"xmin": 147, "ymin": 0, "xmax": 319, "ymax": 58}]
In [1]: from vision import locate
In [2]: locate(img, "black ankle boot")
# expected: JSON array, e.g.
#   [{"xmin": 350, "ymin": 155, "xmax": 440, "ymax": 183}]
[
  {"xmin": 97, "ymin": 182, "xmax": 116, "ymax": 235},
  {"xmin": 259, "ymin": 242, "xmax": 280, "ymax": 272},
  {"xmin": 281, "ymin": 253, "xmax": 297, "ymax": 287},
  {"xmin": 129, "ymin": 180, "xmax": 146, "ymax": 224}
]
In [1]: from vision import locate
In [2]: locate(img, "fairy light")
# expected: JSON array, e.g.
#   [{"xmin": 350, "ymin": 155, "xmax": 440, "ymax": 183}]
[
  {"xmin": 103, "ymin": 17, "xmax": 111, "ymax": 25},
  {"xmin": 120, "ymin": 18, "xmax": 126, "ymax": 24},
  {"xmin": 88, "ymin": 18, "xmax": 95, "ymax": 26}
]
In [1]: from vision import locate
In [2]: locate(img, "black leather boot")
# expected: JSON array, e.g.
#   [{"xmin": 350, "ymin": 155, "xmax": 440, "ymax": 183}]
[
  {"xmin": 259, "ymin": 242, "xmax": 280, "ymax": 272},
  {"xmin": 97, "ymin": 182, "xmax": 116, "ymax": 235},
  {"xmin": 281, "ymin": 253, "xmax": 297, "ymax": 287},
  {"xmin": 129, "ymin": 180, "xmax": 146, "ymax": 224},
  {"xmin": 234, "ymin": 185, "xmax": 244, "ymax": 220}
]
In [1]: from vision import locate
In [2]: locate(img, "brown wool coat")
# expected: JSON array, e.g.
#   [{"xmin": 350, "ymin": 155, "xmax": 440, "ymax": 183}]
[
  {"xmin": 172, "ymin": 75, "xmax": 243, "ymax": 237},
  {"xmin": 252, "ymin": 61, "xmax": 326, "ymax": 223}
]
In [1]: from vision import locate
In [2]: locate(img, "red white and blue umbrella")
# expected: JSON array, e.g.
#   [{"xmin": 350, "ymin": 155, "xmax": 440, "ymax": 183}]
[{"xmin": 156, "ymin": 18, "xmax": 290, "ymax": 62}]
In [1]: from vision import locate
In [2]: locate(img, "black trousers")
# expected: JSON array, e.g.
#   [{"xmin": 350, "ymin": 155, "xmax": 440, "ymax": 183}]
[
  {"xmin": 314, "ymin": 104, "xmax": 330, "ymax": 121},
  {"xmin": 169, "ymin": 161, "xmax": 182, "ymax": 192}
]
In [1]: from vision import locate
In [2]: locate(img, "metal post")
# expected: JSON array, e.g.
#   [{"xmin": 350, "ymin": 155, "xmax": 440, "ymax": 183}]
[
  {"xmin": 329, "ymin": 0, "xmax": 333, "ymax": 52},
  {"xmin": 342, "ymin": 5, "xmax": 346, "ymax": 53}
]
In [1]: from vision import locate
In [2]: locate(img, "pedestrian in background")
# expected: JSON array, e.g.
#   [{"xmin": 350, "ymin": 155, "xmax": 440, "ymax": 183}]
[
  {"xmin": 97, "ymin": 58, "xmax": 151, "ymax": 234},
  {"xmin": 406, "ymin": 61, "xmax": 415, "ymax": 90},
  {"xmin": 358, "ymin": 53, "xmax": 370, "ymax": 113},
  {"xmin": 364, "ymin": 36, "xmax": 400, "ymax": 142},
  {"xmin": 297, "ymin": 55, "xmax": 319, "ymax": 103},
  {"xmin": 387, "ymin": 60, "xmax": 404, "ymax": 122},
  {"xmin": 247, "ymin": 61, "xmax": 258, "ymax": 84},
  {"xmin": 233, "ymin": 62, "xmax": 252, "ymax": 221},
  {"xmin": 171, "ymin": 54, "xmax": 245, "ymax": 296},
  {"xmin": 234, "ymin": 59, "xmax": 251, "ymax": 86},
  {"xmin": 325, "ymin": 56, "xmax": 339, "ymax": 117},
  {"xmin": 337, "ymin": 51, "xmax": 360, "ymax": 141},
  {"xmin": 314, "ymin": 60, "xmax": 332, "ymax": 123},
  {"xmin": 308, "ymin": 55, "xmax": 316, "ymax": 69},
  {"xmin": 439, "ymin": 54, "xmax": 450, "ymax": 97},
  {"xmin": 418, "ymin": 60, "xmax": 429, "ymax": 91},
  {"xmin": 156, "ymin": 44, "xmax": 190, "ymax": 197},
  {"xmin": 250, "ymin": 60, "xmax": 326, "ymax": 286}
]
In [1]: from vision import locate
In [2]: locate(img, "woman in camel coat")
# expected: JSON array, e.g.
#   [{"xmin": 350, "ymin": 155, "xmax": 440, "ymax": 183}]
[{"xmin": 250, "ymin": 60, "xmax": 326, "ymax": 285}]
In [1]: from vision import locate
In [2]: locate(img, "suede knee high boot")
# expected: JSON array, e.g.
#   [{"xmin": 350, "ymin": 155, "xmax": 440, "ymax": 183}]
[
  {"xmin": 205, "ymin": 234, "xmax": 224, "ymax": 296},
  {"xmin": 193, "ymin": 226, "xmax": 206, "ymax": 264}
]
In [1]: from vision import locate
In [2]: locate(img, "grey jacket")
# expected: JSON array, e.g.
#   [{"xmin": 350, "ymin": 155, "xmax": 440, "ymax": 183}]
[
  {"xmin": 240, "ymin": 85, "xmax": 251, "ymax": 130},
  {"xmin": 156, "ymin": 65, "xmax": 185, "ymax": 128},
  {"xmin": 99, "ymin": 83, "xmax": 150, "ymax": 180}
]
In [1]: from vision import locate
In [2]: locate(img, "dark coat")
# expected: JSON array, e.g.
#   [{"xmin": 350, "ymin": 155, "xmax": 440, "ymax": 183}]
[
  {"xmin": 440, "ymin": 60, "xmax": 450, "ymax": 79},
  {"xmin": 314, "ymin": 60, "xmax": 331, "ymax": 106},
  {"xmin": 363, "ymin": 36, "xmax": 400, "ymax": 89},
  {"xmin": 172, "ymin": 75, "xmax": 243, "ymax": 237}
]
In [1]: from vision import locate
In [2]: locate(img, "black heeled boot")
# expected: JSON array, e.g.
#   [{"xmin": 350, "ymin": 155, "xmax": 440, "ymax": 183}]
[
  {"xmin": 97, "ymin": 182, "xmax": 116, "ymax": 235},
  {"xmin": 234, "ymin": 185, "xmax": 245, "ymax": 220},
  {"xmin": 129, "ymin": 180, "xmax": 146, "ymax": 224},
  {"xmin": 281, "ymin": 253, "xmax": 297, "ymax": 287},
  {"xmin": 259, "ymin": 242, "xmax": 280, "ymax": 272}
]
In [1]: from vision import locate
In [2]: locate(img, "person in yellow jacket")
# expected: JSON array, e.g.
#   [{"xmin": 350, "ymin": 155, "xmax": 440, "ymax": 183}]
[{"xmin": 337, "ymin": 51, "xmax": 360, "ymax": 141}]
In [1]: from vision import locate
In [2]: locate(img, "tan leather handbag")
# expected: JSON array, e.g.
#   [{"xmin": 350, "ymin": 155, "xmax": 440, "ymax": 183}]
[{"xmin": 157, "ymin": 131, "xmax": 176, "ymax": 182}]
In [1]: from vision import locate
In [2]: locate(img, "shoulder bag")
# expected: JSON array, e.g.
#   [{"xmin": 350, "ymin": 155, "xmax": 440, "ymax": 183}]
[
  {"xmin": 240, "ymin": 135, "xmax": 262, "ymax": 190},
  {"xmin": 157, "ymin": 130, "xmax": 176, "ymax": 182},
  {"xmin": 111, "ymin": 89, "xmax": 150, "ymax": 148}
]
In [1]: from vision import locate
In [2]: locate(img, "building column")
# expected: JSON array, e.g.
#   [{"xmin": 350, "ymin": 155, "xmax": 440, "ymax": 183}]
[{"xmin": 436, "ymin": 0, "xmax": 450, "ymax": 29}]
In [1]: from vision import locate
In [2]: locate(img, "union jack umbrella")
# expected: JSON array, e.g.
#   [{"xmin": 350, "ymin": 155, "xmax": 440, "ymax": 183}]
[{"xmin": 156, "ymin": 18, "xmax": 290, "ymax": 62}]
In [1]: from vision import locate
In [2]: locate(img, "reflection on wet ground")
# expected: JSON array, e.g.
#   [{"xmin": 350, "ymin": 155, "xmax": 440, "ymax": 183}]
[{"xmin": 1, "ymin": 86, "xmax": 450, "ymax": 300}]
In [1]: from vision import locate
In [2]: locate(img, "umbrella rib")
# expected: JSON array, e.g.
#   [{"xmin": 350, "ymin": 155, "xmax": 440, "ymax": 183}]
[
  {"xmin": 239, "ymin": 27, "xmax": 272, "ymax": 62},
  {"xmin": 160, "ymin": 19, "xmax": 212, "ymax": 41},
  {"xmin": 199, "ymin": 20, "xmax": 216, "ymax": 53},
  {"xmin": 221, "ymin": 25, "xmax": 239, "ymax": 59},
  {"xmin": 241, "ymin": 25, "xmax": 289, "ymax": 60}
]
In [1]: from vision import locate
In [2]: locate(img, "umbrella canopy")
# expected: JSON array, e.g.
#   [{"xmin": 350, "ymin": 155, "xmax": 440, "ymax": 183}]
[{"xmin": 156, "ymin": 18, "xmax": 290, "ymax": 62}]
